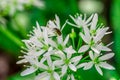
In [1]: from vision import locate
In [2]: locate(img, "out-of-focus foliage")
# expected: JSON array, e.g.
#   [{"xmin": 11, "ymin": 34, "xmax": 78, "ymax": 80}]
[{"xmin": 111, "ymin": 0, "xmax": 120, "ymax": 75}]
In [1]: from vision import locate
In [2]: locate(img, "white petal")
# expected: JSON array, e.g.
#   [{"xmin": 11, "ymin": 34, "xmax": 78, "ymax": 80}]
[
  {"xmin": 53, "ymin": 72, "xmax": 60, "ymax": 80},
  {"xmin": 55, "ymin": 15, "xmax": 60, "ymax": 28},
  {"xmin": 63, "ymin": 35, "xmax": 69, "ymax": 46},
  {"xmin": 95, "ymin": 65, "xmax": 103, "ymax": 75},
  {"xmin": 21, "ymin": 66, "xmax": 37, "ymax": 76},
  {"xmin": 78, "ymin": 45, "xmax": 89, "ymax": 53},
  {"xmin": 77, "ymin": 63, "xmax": 87, "ymax": 69},
  {"xmin": 83, "ymin": 26, "xmax": 90, "ymax": 39},
  {"xmin": 67, "ymin": 75, "xmax": 70, "ymax": 80},
  {"xmin": 85, "ymin": 14, "xmax": 93, "ymax": 24},
  {"xmin": 69, "ymin": 64, "xmax": 77, "ymax": 71},
  {"xmin": 48, "ymin": 39, "xmax": 57, "ymax": 48},
  {"xmin": 70, "ymin": 15, "xmax": 77, "ymax": 25},
  {"xmin": 57, "ymin": 36, "xmax": 63, "ymax": 44},
  {"xmin": 101, "ymin": 45, "xmax": 111, "ymax": 51},
  {"xmin": 43, "ymin": 28, "xmax": 48, "ymax": 45},
  {"xmin": 64, "ymin": 46, "xmax": 76, "ymax": 54},
  {"xmin": 47, "ymin": 56, "xmax": 52, "ymax": 67},
  {"xmin": 35, "ymin": 72, "xmax": 47, "ymax": 80},
  {"xmin": 53, "ymin": 60, "xmax": 64, "ymax": 66},
  {"xmin": 94, "ymin": 27, "xmax": 109, "ymax": 42},
  {"xmin": 99, "ymin": 62, "xmax": 115, "ymax": 70},
  {"xmin": 83, "ymin": 62, "xmax": 93, "ymax": 70},
  {"xmin": 80, "ymin": 33, "xmax": 90, "ymax": 44},
  {"xmin": 89, "ymin": 51, "xmax": 94, "ymax": 60},
  {"xmin": 91, "ymin": 47, "xmax": 100, "ymax": 54},
  {"xmin": 16, "ymin": 59, "xmax": 27, "ymax": 64},
  {"xmin": 61, "ymin": 65, "xmax": 67, "ymax": 76},
  {"xmin": 67, "ymin": 21, "xmax": 79, "ymax": 28},
  {"xmin": 71, "ymin": 74, "xmax": 75, "ymax": 80},
  {"xmin": 91, "ymin": 13, "xmax": 98, "ymax": 30},
  {"xmin": 99, "ymin": 53, "xmax": 114, "ymax": 61},
  {"xmin": 55, "ymin": 51, "xmax": 66, "ymax": 59},
  {"xmin": 39, "ymin": 62, "xmax": 48, "ymax": 70},
  {"xmin": 71, "ymin": 56, "xmax": 82, "ymax": 63}
]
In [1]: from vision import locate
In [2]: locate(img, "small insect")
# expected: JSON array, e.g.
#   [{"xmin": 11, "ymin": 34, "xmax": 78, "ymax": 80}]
[{"xmin": 53, "ymin": 28, "xmax": 61, "ymax": 36}]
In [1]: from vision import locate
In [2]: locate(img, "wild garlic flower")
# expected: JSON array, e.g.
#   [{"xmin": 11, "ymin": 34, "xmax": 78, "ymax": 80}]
[
  {"xmin": 78, "ymin": 14, "xmax": 111, "ymax": 54},
  {"xmin": 67, "ymin": 14, "xmax": 93, "ymax": 28},
  {"xmin": 35, "ymin": 56, "xmax": 60, "ymax": 80},
  {"xmin": 53, "ymin": 46, "xmax": 82, "ymax": 76},
  {"xmin": 83, "ymin": 51, "xmax": 115, "ymax": 75},
  {"xmin": 17, "ymin": 14, "xmax": 115, "ymax": 80}
]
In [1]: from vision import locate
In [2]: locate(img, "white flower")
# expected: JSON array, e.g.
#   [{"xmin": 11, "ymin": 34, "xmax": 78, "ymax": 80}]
[
  {"xmin": 83, "ymin": 51, "xmax": 115, "ymax": 75},
  {"xmin": 17, "ymin": 14, "xmax": 115, "ymax": 79},
  {"xmin": 20, "ymin": 56, "xmax": 40, "ymax": 76},
  {"xmin": 67, "ymin": 14, "xmax": 93, "ymax": 28},
  {"xmin": 53, "ymin": 46, "xmax": 82, "ymax": 76},
  {"xmin": 48, "ymin": 34, "xmax": 69, "ymax": 51},
  {"xmin": 78, "ymin": 18, "xmax": 111, "ymax": 54},
  {"xmin": 35, "ymin": 56, "xmax": 60, "ymax": 80}
]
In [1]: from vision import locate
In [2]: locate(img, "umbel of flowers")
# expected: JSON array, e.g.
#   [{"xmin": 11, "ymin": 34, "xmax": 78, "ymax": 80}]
[{"xmin": 17, "ymin": 13, "xmax": 115, "ymax": 80}]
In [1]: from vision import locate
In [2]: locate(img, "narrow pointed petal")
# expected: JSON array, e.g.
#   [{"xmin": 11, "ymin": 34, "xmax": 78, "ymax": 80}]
[
  {"xmin": 85, "ymin": 14, "xmax": 94, "ymax": 24},
  {"xmin": 89, "ymin": 51, "xmax": 94, "ymax": 60},
  {"xmin": 71, "ymin": 56, "xmax": 82, "ymax": 63},
  {"xmin": 54, "ymin": 72, "xmax": 60, "ymax": 80},
  {"xmin": 47, "ymin": 56, "xmax": 52, "ymax": 67},
  {"xmin": 61, "ymin": 65, "xmax": 67, "ymax": 76},
  {"xmin": 55, "ymin": 15, "xmax": 60, "ymax": 28},
  {"xmin": 67, "ymin": 21, "xmax": 79, "ymax": 28},
  {"xmin": 99, "ymin": 62, "xmax": 115, "ymax": 70},
  {"xmin": 101, "ymin": 45, "xmax": 111, "ymax": 51},
  {"xmin": 43, "ymin": 28, "xmax": 48, "ymax": 45},
  {"xmin": 99, "ymin": 53, "xmax": 114, "ymax": 61},
  {"xmin": 71, "ymin": 74, "xmax": 75, "ymax": 80},
  {"xmin": 77, "ymin": 63, "xmax": 87, "ymax": 69},
  {"xmin": 64, "ymin": 46, "xmax": 76, "ymax": 54},
  {"xmin": 67, "ymin": 75, "xmax": 70, "ymax": 80},
  {"xmin": 94, "ymin": 27, "xmax": 109, "ymax": 43},
  {"xmin": 78, "ymin": 45, "xmax": 89, "ymax": 53},
  {"xmin": 70, "ymin": 15, "xmax": 77, "ymax": 24},
  {"xmin": 91, "ymin": 13, "xmax": 98, "ymax": 30},
  {"xmin": 83, "ymin": 26, "xmax": 90, "ymax": 39},
  {"xmin": 63, "ymin": 35, "xmax": 69, "ymax": 46},
  {"xmin": 16, "ymin": 59, "xmax": 27, "ymax": 64},
  {"xmin": 21, "ymin": 66, "xmax": 37, "ymax": 76},
  {"xmin": 48, "ymin": 39, "xmax": 57, "ymax": 48},
  {"xmin": 91, "ymin": 47, "xmax": 100, "ymax": 54},
  {"xmin": 39, "ymin": 62, "xmax": 48, "ymax": 70},
  {"xmin": 69, "ymin": 64, "xmax": 77, "ymax": 71},
  {"xmin": 80, "ymin": 33, "xmax": 90, "ymax": 44},
  {"xmin": 53, "ymin": 60, "xmax": 64, "ymax": 66},
  {"xmin": 35, "ymin": 72, "xmax": 47, "ymax": 80},
  {"xmin": 95, "ymin": 65, "xmax": 103, "ymax": 75},
  {"xmin": 83, "ymin": 62, "xmax": 93, "ymax": 70},
  {"xmin": 57, "ymin": 36, "xmax": 63, "ymax": 44}
]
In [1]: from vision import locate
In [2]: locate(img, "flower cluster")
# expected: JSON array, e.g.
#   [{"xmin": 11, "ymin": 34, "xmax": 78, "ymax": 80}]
[{"xmin": 17, "ymin": 14, "xmax": 115, "ymax": 80}]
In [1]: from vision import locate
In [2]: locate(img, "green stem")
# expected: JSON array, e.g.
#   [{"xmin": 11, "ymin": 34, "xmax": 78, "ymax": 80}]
[
  {"xmin": 80, "ymin": 56, "xmax": 90, "ymax": 62},
  {"xmin": 77, "ymin": 36, "xmax": 82, "ymax": 51},
  {"xmin": 0, "ymin": 27, "xmax": 23, "ymax": 47},
  {"xmin": 72, "ymin": 38, "xmax": 75, "ymax": 49}
]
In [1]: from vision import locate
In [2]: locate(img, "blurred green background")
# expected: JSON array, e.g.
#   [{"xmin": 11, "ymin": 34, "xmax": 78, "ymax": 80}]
[{"xmin": 0, "ymin": 0, "xmax": 120, "ymax": 80}]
